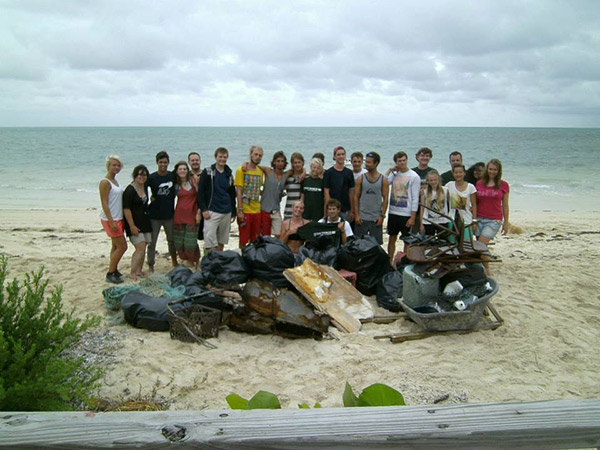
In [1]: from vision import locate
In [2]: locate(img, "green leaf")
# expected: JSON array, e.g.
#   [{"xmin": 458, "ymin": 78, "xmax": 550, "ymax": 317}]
[
  {"xmin": 247, "ymin": 391, "xmax": 281, "ymax": 409},
  {"xmin": 314, "ymin": 402, "xmax": 322, "ymax": 408},
  {"xmin": 298, "ymin": 402, "xmax": 310, "ymax": 409},
  {"xmin": 226, "ymin": 393, "xmax": 249, "ymax": 410},
  {"xmin": 343, "ymin": 382, "xmax": 367, "ymax": 407},
  {"xmin": 358, "ymin": 383, "xmax": 405, "ymax": 407}
]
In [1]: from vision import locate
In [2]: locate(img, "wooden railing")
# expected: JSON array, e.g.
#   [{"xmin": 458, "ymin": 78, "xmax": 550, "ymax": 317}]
[{"xmin": 1, "ymin": 399, "xmax": 599, "ymax": 449}]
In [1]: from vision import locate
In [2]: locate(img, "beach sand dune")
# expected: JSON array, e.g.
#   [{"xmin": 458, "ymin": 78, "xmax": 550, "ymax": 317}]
[{"xmin": 1, "ymin": 209, "xmax": 599, "ymax": 409}]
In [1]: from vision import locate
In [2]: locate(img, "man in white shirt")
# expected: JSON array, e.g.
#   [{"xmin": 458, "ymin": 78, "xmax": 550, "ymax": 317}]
[
  {"xmin": 318, "ymin": 198, "xmax": 353, "ymax": 245},
  {"xmin": 351, "ymin": 151, "xmax": 368, "ymax": 180},
  {"xmin": 385, "ymin": 151, "xmax": 421, "ymax": 261}
]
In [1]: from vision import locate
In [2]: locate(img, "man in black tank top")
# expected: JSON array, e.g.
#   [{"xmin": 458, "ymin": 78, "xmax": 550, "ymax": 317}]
[{"xmin": 353, "ymin": 152, "xmax": 389, "ymax": 245}]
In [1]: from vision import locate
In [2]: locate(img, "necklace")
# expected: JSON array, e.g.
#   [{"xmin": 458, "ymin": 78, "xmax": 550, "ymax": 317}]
[{"xmin": 290, "ymin": 217, "xmax": 304, "ymax": 229}]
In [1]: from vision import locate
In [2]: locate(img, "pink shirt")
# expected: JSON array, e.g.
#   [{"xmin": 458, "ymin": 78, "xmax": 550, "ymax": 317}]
[
  {"xmin": 476, "ymin": 180, "xmax": 509, "ymax": 220},
  {"xmin": 174, "ymin": 185, "xmax": 198, "ymax": 225}
]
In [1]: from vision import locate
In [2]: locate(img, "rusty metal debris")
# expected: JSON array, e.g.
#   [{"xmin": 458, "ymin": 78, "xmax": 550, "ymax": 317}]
[{"xmin": 224, "ymin": 279, "xmax": 330, "ymax": 338}]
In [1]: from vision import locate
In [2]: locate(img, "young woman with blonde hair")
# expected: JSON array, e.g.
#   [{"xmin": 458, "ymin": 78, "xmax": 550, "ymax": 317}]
[
  {"xmin": 99, "ymin": 155, "xmax": 127, "ymax": 284},
  {"xmin": 419, "ymin": 169, "xmax": 449, "ymax": 236}
]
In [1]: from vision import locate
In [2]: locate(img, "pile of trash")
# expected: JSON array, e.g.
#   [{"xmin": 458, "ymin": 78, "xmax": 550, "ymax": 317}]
[
  {"xmin": 102, "ymin": 230, "xmax": 501, "ymax": 344},
  {"xmin": 102, "ymin": 236, "xmax": 400, "ymax": 343}
]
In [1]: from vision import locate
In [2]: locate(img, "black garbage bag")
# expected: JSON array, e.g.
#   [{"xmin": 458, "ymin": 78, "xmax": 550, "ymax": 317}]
[
  {"xmin": 299, "ymin": 244, "xmax": 338, "ymax": 268},
  {"xmin": 337, "ymin": 236, "xmax": 392, "ymax": 296},
  {"xmin": 167, "ymin": 265, "xmax": 193, "ymax": 287},
  {"xmin": 440, "ymin": 263, "xmax": 487, "ymax": 289},
  {"xmin": 121, "ymin": 291, "xmax": 225, "ymax": 332},
  {"xmin": 186, "ymin": 270, "xmax": 207, "ymax": 288},
  {"xmin": 242, "ymin": 236, "xmax": 295, "ymax": 287},
  {"xmin": 376, "ymin": 270, "xmax": 403, "ymax": 312},
  {"xmin": 121, "ymin": 292, "xmax": 185, "ymax": 331},
  {"xmin": 185, "ymin": 270, "xmax": 208, "ymax": 297},
  {"xmin": 294, "ymin": 252, "xmax": 305, "ymax": 266},
  {"xmin": 201, "ymin": 250, "xmax": 249, "ymax": 287}
]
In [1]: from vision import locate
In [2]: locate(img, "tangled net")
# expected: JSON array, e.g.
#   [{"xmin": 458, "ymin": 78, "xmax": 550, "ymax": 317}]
[{"xmin": 102, "ymin": 275, "xmax": 186, "ymax": 326}]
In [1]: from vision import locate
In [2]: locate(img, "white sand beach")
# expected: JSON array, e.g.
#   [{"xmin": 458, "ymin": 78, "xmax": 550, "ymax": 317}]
[{"xmin": 1, "ymin": 208, "xmax": 599, "ymax": 409}]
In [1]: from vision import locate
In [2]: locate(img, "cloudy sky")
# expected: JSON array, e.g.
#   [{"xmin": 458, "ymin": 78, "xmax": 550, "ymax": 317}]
[{"xmin": 1, "ymin": 0, "xmax": 599, "ymax": 127}]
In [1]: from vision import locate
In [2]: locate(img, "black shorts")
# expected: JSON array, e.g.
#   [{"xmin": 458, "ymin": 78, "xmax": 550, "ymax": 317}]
[{"xmin": 387, "ymin": 214, "xmax": 411, "ymax": 237}]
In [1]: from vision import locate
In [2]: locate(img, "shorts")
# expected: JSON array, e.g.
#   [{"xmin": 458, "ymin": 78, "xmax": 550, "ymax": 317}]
[
  {"xmin": 101, "ymin": 219, "xmax": 124, "ymax": 238},
  {"xmin": 203, "ymin": 211, "xmax": 232, "ymax": 249},
  {"xmin": 476, "ymin": 218, "xmax": 502, "ymax": 240},
  {"xmin": 354, "ymin": 220, "xmax": 383, "ymax": 245},
  {"xmin": 238, "ymin": 213, "xmax": 261, "ymax": 246},
  {"xmin": 130, "ymin": 232, "xmax": 152, "ymax": 245},
  {"xmin": 260, "ymin": 210, "xmax": 283, "ymax": 236},
  {"xmin": 387, "ymin": 214, "xmax": 411, "ymax": 237}
]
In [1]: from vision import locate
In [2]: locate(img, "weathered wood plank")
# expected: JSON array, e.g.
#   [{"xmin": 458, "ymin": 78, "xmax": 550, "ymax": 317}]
[{"xmin": 1, "ymin": 399, "xmax": 599, "ymax": 449}]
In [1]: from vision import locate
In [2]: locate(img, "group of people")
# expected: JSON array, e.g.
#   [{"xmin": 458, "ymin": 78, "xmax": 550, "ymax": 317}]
[
  {"xmin": 99, "ymin": 145, "xmax": 509, "ymax": 283},
  {"xmin": 99, "ymin": 149, "xmax": 234, "ymax": 284}
]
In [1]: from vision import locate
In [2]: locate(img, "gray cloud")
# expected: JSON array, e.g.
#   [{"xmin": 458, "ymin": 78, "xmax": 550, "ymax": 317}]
[{"xmin": 0, "ymin": 0, "xmax": 598, "ymax": 126}]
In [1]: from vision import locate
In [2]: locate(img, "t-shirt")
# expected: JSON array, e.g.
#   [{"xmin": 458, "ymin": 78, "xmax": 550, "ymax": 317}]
[
  {"xmin": 147, "ymin": 171, "xmax": 176, "ymax": 220},
  {"xmin": 283, "ymin": 174, "xmax": 303, "ymax": 219},
  {"xmin": 174, "ymin": 184, "xmax": 198, "ymax": 225},
  {"xmin": 301, "ymin": 176, "xmax": 324, "ymax": 222},
  {"xmin": 412, "ymin": 166, "xmax": 435, "ymax": 187},
  {"xmin": 476, "ymin": 180, "xmax": 509, "ymax": 221},
  {"xmin": 318, "ymin": 217, "xmax": 353, "ymax": 237},
  {"xmin": 353, "ymin": 168, "xmax": 367, "ymax": 180},
  {"xmin": 421, "ymin": 186, "xmax": 449, "ymax": 225},
  {"xmin": 446, "ymin": 181, "xmax": 477, "ymax": 224},
  {"xmin": 388, "ymin": 169, "xmax": 421, "ymax": 217},
  {"xmin": 297, "ymin": 221, "xmax": 341, "ymax": 248},
  {"xmin": 323, "ymin": 166, "xmax": 355, "ymax": 212},
  {"xmin": 212, "ymin": 169, "xmax": 234, "ymax": 214},
  {"xmin": 234, "ymin": 167, "xmax": 263, "ymax": 214},
  {"xmin": 122, "ymin": 184, "xmax": 152, "ymax": 235},
  {"xmin": 441, "ymin": 170, "xmax": 454, "ymax": 186},
  {"xmin": 261, "ymin": 170, "xmax": 286, "ymax": 213}
]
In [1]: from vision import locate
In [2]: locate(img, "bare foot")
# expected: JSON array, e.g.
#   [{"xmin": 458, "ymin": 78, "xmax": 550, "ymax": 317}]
[
  {"xmin": 138, "ymin": 271, "xmax": 147, "ymax": 278},
  {"xmin": 130, "ymin": 272, "xmax": 138, "ymax": 281}
]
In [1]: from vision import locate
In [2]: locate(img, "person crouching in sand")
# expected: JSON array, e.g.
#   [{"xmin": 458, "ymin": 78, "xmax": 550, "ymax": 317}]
[
  {"xmin": 319, "ymin": 198, "xmax": 353, "ymax": 245},
  {"xmin": 281, "ymin": 200, "xmax": 310, "ymax": 253}
]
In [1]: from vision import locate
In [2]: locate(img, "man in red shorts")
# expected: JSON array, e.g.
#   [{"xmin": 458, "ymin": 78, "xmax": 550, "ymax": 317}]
[{"xmin": 235, "ymin": 145, "xmax": 264, "ymax": 248}]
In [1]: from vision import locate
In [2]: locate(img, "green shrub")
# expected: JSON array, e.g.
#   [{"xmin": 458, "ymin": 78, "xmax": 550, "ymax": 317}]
[{"xmin": 0, "ymin": 256, "xmax": 102, "ymax": 411}]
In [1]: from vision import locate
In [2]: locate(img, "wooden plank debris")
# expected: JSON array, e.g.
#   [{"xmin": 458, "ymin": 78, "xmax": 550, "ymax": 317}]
[{"xmin": 284, "ymin": 259, "xmax": 372, "ymax": 333}]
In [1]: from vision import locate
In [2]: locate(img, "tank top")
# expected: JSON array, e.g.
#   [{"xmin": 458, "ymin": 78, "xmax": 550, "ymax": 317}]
[
  {"xmin": 261, "ymin": 170, "xmax": 285, "ymax": 213},
  {"xmin": 359, "ymin": 173, "xmax": 383, "ymax": 221},
  {"xmin": 174, "ymin": 184, "xmax": 198, "ymax": 225},
  {"xmin": 100, "ymin": 178, "xmax": 123, "ymax": 221}
]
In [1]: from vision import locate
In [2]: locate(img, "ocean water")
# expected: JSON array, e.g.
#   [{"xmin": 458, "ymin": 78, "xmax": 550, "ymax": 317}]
[{"xmin": 1, "ymin": 127, "xmax": 599, "ymax": 211}]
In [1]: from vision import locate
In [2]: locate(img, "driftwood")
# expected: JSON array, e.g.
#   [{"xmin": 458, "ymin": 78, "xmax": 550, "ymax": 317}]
[
  {"xmin": 1, "ymin": 399, "xmax": 599, "ymax": 449},
  {"xmin": 360, "ymin": 314, "xmax": 406, "ymax": 324}
]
